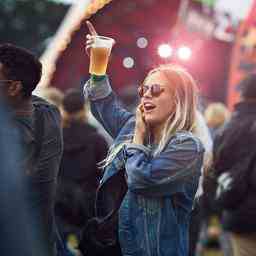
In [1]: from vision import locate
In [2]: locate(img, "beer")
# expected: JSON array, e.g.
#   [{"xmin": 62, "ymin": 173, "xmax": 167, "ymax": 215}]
[
  {"xmin": 89, "ymin": 47, "xmax": 111, "ymax": 76},
  {"xmin": 89, "ymin": 36, "xmax": 115, "ymax": 76}
]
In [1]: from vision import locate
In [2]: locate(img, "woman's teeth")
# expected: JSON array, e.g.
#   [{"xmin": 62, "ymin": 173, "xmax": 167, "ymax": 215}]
[{"xmin": 144, "ymin": 103, "xmax": 156, "ymax": 110}]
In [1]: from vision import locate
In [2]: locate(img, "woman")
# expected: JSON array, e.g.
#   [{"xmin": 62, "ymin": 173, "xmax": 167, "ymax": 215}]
[{"xmin": 84, "ymin": 21, "xmax": 204, "ymax": 256}]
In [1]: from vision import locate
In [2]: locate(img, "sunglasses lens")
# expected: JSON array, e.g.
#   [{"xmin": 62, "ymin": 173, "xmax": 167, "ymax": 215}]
[
  {"xmin": 138, "ymin": 86, "xmax": 144, "ymax": 97},
  {"xmin": 139, "ymin": 85, "xmax": 150, "ymax": 97},
  {"xmin": 152, "ymin": 84, "xmax": 161, "ymax": 96},
  {"xmin": 138, "ymin": 84, "xmax": 163, "ymax": 97}
]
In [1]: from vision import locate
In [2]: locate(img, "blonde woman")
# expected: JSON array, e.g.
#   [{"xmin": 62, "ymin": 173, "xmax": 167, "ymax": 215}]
[{"xmin": 83, "ymin": 21, "xmax": 204, "ymax": 256}]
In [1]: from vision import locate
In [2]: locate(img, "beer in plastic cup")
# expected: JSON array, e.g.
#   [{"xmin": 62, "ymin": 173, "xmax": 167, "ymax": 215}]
[{"xmin": 89, "ymin": 36, "xmax": 115, "ymax": 76}]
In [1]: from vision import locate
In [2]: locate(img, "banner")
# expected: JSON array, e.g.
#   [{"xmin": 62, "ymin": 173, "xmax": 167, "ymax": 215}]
[
  {"xmin": 227, "ymin": 0, "xmax": 256, "ymax": 108},
  {"xmin": 177, "ymin": 0, "xmax": 236, "ymax": 42}
]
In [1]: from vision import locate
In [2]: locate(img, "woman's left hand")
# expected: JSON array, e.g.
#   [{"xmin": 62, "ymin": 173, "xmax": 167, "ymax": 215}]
[
  {"xmin": 85, "ymin": 21, "xmax": 98, "ymax": 56},
  {"xmin": 133, "ymin": 104, "xmax": 147, "ymax": 145}
]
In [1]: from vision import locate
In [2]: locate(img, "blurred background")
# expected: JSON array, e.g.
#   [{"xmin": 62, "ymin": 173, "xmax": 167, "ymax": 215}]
[
  {"xmin": 0, "ymin": 0, "xmax": 255, "ymax": 109},
  {"xmin": 1, "ymin": 2, "xmax": 256, "ymax": 256}
]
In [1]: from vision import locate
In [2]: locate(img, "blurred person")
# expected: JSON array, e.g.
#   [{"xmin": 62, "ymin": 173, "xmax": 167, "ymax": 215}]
[
  {"xmin": 0, "ymin": 44, "xmax": 63, "ymax": 256},
  {"xmin": 189, "ymin": 111, "xmax": 213, "ymax": 256},
  {"xmin": 55, "ymin": 89, "xmax": 108, "ymax": 253},
  {"xmin": 87, "ymin": 109, "xmax": 113, "ymax": 145},
  {"xmin": 204, "ymin": 103, "xmax": 230, "ymax": 139},
  {"xmin": 39, "ymin": 86, "xmax": 64, "ymax": 109},
  {"xmin": 80, "ymin": 21, "xmax": 205, "ymax": 256},
  {"xmin": 0, "ymin": 94, "xmax": 33, "ymax": 256},
  {"xmin": 201, "ymin": 103, "xmax": 232, "ymax": 256},
  {"xmin": 210, "ymin": 73, "xmax": 256, "ymax": 256}
]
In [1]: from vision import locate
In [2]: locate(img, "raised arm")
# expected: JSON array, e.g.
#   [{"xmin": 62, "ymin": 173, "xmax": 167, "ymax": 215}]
[
  {"xmin": 84, "ymin": 21, "xmax": 134, "ymax": 138},
  {"xmin": 84, "ymin": 76, "xmax": 134, "ymax": 139}
]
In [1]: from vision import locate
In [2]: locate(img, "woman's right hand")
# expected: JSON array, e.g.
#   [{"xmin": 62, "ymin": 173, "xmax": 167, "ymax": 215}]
[
  {"xmin": 133, "ymin": 104, "xmax": 147, "ymax": 145},
  {"xmin": 85, "ymin": 21, "xmax": 98, "ymax": 56}
]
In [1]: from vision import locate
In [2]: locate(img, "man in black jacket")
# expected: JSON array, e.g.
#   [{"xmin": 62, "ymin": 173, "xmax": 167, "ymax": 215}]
[
  {"xmin": 213, "ymin": 74, "xmax": 256, "ymax": 256},
  {"xmin": 0, "ymin": 44, "xmax": 63, "ymax": 256}
]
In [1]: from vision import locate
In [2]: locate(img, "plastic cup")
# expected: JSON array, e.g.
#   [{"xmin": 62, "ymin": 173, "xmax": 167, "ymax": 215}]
[{"xmin": 89, "ymin": 36, "xmax": 115, "ymax": 76}]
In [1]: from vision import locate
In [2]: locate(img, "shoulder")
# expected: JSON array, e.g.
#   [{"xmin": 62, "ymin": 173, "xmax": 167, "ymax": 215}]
[
  {"xmin": 32, "ymin": 95, "xmax": 53, "ymax": 106},
  {"xmin": 168, "ymin": 131, "xmax": 205, "ymax": 155},
  {"xmin": 32, "ymin": 95, "xmax": 61, "ymax": 119},
  {"xmin": 32, "ymin": 95, "xmax": 59, "ymax": 111}
]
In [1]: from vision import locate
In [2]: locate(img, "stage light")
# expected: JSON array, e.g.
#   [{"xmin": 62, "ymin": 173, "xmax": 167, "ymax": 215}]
[
  {"xmin": 137, "ymin": 37, "xmax": 148, "ymax": 48},
  {"xmin": 177, "ymin": 46, "xmax": 192, "ymax": 61},
  {"xmin": 158, "ymin": 44, "xmax": 173, "ymax": 58},
  {"xmin": 123, "ymin": 57, "xmax": 135, "ymax": 68}
]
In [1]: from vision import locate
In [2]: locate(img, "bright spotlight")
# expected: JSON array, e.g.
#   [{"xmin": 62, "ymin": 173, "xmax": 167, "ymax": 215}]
[
  {"xmin": 177, "ymin": 46, "xmax": 192, "ymax": 61},
  {"xmin": 158, "ymin": 44, "xmax": 173, "ymax": 58},
  {"xmin": 123, "ymin": 57, "xmax": 135, "ymax": 69},
  {"xmin": 137, "ymin": 37, "xmax": 148, "ymax": 48}
]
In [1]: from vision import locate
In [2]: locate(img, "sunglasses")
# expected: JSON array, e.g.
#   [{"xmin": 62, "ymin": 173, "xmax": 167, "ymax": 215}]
[{"xmin": 138, "ymin": 84, "xmax": 164, "ymax": 98}]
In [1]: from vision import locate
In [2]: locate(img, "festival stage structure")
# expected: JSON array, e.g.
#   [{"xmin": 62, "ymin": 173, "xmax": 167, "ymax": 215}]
[
  {"xmin": 38, "ymin": 0, "xmax": 180, "ymax": 93},
  {"xmin": 38, "ymin": 0, "xmax": 234, "ymax": 104}
]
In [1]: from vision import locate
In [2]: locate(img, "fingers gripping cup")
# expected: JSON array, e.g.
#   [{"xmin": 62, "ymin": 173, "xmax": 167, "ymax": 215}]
[{"xmin": 89, "ymin": 36, "xmax": 115, "ymax": 76}]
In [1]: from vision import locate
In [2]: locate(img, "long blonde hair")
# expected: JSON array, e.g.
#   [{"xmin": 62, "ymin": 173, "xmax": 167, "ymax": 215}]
[
  {"xmin": 102, "ymin": 64, "xmax": 198, "ymax": 167},
  {"xmin": 149, "ymin": 64, "xmax": 198, "ymax": 154}
]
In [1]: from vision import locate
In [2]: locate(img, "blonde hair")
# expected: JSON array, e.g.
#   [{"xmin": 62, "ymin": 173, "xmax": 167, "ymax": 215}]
[
  {"xmin": 204, "ymin": 103, "xmax": 230, "ymax": 128},
  {"xmin": 101, "ymin": 64, "xmax": 199, "ymax": 167},
  {"xmin": 193, "ymin": 111, "xmax": 213, "ymax": 199},
  {"xmin": 149, "ymin": 64, "xmax": 198, "ymax": 154}
]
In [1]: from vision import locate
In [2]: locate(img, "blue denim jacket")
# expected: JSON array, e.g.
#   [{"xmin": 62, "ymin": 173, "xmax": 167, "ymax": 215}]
[{"xmin": 84, "ymin": 77, "xmax": 204, "ymax": 256}]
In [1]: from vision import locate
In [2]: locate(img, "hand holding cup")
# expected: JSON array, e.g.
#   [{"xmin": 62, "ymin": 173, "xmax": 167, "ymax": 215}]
[
  {"xmin": 86, "ymin": 21, "xmax": 98, "ymax": 55},
  {"xmin": 86, "ymin": 21, "xmax": 115, "ymax": 76}
]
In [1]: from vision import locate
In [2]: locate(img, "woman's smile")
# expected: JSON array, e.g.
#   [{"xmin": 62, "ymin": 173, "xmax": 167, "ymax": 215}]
[{"xmin": 143, "ymin": 101, "xmax": 156, "ymax": 112}]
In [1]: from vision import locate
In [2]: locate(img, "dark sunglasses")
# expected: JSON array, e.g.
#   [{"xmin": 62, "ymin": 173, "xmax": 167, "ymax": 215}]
[{"xmin": 138, "ymin": 84, "xmax": 164, "ymax": 98}]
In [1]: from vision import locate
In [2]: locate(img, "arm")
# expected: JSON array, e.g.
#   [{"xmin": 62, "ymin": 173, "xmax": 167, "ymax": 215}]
[
  {"xmin": 84, "ymin": 76, "xmax": 134, "ymax": 139},
  {"xmin": 94, "ymin": 133, "xmax": 109, "ymax": 179},
  {"xmin": 213, "ymin": 116, "xmax": 254, "ymax": 208},
  {"xmin": 125, "ymin": 134, "xmax": 204, "ymax": 196}
]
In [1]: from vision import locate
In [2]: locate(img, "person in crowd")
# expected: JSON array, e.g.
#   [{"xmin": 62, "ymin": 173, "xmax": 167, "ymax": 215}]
[
  {"xmin": 201, "ymin": 102, "xmax": 232, "ymax": 256},
  {"xmin": 200, "ymin": 102, "xmax": 232, "ymax": 256},
  {"xmin": 204, "ymin": 102, "xmax": 230, "ymax": 139},
  {"xmin": 210, "ymin": 73, "xmax": 256, "ymax": 256},
  {"xmin": 0, "ymin": 94, "xmax": 31, "ymax": 256},
  {"xmin": 55, "ymin": 89, "xmax": 108, "ymax": 253},
  {"xmin": 188, "ymin": 111, "xmax": 213, "ymax": 256},
  {"xmin": 83, "ymin": 21, "xmax": 205, "ymax": 256},
  {"xmin": 87, "ymin": 107, "xmax": 113, "ymax": 146},
  {"xmin": 0, "ymin": 44, "xmax": 63, "ymax": 256}
]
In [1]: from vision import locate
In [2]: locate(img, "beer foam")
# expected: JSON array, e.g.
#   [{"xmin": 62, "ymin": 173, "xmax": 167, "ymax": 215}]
[{"xmin": 93, "ymin": 36, "xmax": 114, "ymax": 49}]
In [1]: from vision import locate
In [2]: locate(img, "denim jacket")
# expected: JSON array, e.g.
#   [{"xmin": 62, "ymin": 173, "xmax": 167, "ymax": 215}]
[{"xmin": 84, "ymin": 77, "xmax": 204, "ymax": 256}]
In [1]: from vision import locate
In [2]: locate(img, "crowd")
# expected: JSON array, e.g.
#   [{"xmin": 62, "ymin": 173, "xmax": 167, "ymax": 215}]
[{"xmin": 0, "ymin": 20, "xmax": 255, "ymax": 256}]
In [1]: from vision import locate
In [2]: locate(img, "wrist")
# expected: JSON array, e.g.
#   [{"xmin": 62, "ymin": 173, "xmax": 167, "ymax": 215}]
[{"xmin": 91, "ymin": 74, "xmax": 106, "ymax": 82}]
